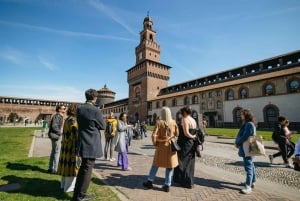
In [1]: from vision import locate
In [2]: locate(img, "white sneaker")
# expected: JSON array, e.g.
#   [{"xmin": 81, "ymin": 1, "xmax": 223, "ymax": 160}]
[
  {"xmin": 240, "ymin": 182, "xmax": 255, "ymax": 188},
  {"xmin": 241, "ymin": 186, "xmax": 252, "ymax": 194},
  {"xmin": 110, "ymin": 158, "xmax": 116, "ymax": 162},
  {"xmin": 285, "ymin": 163, "xmax": 293, "ymax": 168}
]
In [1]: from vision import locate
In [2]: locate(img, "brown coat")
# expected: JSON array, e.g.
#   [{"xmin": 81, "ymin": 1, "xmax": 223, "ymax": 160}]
[{"xmin": 152, "ymin": 120, "xmax": 179, "ymax": 168}]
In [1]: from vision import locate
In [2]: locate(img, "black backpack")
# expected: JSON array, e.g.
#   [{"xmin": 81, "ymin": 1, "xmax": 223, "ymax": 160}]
[
  {"xmin": 105, "ymin": 121, "xmax": 113, "ymax": 136},
  {"xmin": 272, "ymin": 123, "xmax": 281, "ymax": 143}
]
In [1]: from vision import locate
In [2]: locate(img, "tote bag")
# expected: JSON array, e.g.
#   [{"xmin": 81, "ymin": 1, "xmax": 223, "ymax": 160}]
[{"xmin": 243, "ymin": 135, "xmax": 266, "ymax": 157}]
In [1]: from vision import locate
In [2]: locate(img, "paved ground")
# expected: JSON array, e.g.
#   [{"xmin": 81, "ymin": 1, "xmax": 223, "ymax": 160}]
[{"xmin": 31, "ymin": 131, "xmax": 300, "ymax": 201}]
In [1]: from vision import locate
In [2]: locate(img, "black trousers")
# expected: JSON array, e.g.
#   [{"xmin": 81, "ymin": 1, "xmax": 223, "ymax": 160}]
[
  {"xmin": 72, "ymin": 158, "xmax": 95, "ymax": 199},
  {"xmin": 273, "ymin": 140, "xmax": 289, "ymax": 163}
]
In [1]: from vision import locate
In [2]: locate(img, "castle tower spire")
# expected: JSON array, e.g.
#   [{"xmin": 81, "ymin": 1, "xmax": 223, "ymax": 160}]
[{"xmin": 135, "ymin": 14, "xmax": 160, "ymax": 64}]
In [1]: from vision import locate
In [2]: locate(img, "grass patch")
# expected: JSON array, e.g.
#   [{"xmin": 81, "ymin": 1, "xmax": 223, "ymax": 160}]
[
  {"xmin": 0, "ymin": 127, "xmax": 120, "ymax": 201},
  {"xmin": 147, "ymin": 126, "xmax": 298, "ymax": 142},
  {"xmin": 205, "ymin": 128, "xmax": 299, "ymax": 143}
]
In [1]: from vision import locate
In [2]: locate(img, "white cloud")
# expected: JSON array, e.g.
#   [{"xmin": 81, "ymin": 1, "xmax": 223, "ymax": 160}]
[
  {"xmin": 0, "ymin": 47, "xmax": 24, "ymax": 65},
  {"xmin": 0, "ymin": 19, "xmax": 136, "ymax": 42},
  {"xmin": 0, "ymin": 84, "xmax": 85, "ymax": 102},
  {"xmin": 38, "ymin": 56, "xmax": 58, "ymax": 70},
  {"xmin": 87, "ymin": 0, "xmax": 138, "ymax": 36}
]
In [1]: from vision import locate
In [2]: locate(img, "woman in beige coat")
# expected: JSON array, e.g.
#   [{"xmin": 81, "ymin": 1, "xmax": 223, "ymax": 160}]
[{"xmin": 143, "ymin": 107, "xmax": 179, "ymax": 192}]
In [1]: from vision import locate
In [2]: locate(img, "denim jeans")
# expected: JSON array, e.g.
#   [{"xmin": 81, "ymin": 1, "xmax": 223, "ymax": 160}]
[
  {"xmin": 48, "ymin": 138, "xmax": 61, "ymax": 172},
  {"xmin": 148, "ymin": 165, "xmax": 173, "ymax": 186},
  {"xmin": 243, "ymin": 156, "xmax": 256, "ymax": 187}
]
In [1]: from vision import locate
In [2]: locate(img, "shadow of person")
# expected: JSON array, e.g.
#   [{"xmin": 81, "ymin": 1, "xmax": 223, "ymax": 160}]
[
  {"xmin": 226, "ymin": 161, "xmax": 271, "ymax": 167},
  {"xmin": 193, "ymin": 177, "xmax": 241, "ymax": 191},
  {"xmin": 1, "ymin": 175, "xmax": 71, "ymax": 200},
  {"xmin": 6, "ymin": 162, "xmax": 47, "ymax": 173}
]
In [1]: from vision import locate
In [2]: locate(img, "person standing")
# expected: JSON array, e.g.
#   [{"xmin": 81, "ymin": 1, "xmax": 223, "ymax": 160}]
[
  {"xmin": 235, "ymin": 109, "xmax": 257, "ymax": 194},
  {"xmin": 57, "ymin": 103, "xmax": 79, "ymax": 192},
  {"xmin": 114, "ymin": 112, "xmax": 132, "ymax": 171},
  {"xmin": 72, "ymin": 89, "xmax": 106, "ymax": 201},
  {"xmin": 143, "ymin": 107, "xmax": 179, "ymax": 192},
  {"xmin": 47, "ymin": 105, "xmax": 66, "ymax": 174},
  {"xmin": 173, "ymin": 106, "xmax": 197, "ymax": 189},
  {"xmin": 104, "ymin": 112, "xmax": 118, "ymax": 161},
  {"xmin": 140, "ymin": 121, "xmax": 148, "ymax": 138}
]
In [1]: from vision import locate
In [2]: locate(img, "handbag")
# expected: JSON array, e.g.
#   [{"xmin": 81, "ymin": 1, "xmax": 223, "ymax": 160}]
[
  {"xmin": 170, "ymin": 139, "xmax": 181, "ymax": 152},
  {"xmin": 243, "ymin": 135, "xmax": 266, "ymax": 157}
]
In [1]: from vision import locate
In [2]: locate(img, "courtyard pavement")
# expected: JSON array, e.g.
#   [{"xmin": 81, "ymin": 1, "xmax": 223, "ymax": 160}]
[{"xmin": 31, "ymin": 130, "xmax": 300, "ymax": 201}]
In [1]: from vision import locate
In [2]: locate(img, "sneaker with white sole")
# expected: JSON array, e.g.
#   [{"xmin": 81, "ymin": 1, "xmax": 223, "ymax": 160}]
[
  {"xmin": 240, "ymin": 182, "xmax": 255, "ymax": 188},
  {"xmin": 241, "ymin": 186, "xmax": 252, "ymax": 194},
  {"xmin": 285, "ymin": 163, "xmax": 293, "ymax": 168}
]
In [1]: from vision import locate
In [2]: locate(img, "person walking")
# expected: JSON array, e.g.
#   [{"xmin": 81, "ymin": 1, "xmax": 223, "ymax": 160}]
[
  {"xmin": 72, "ymin": 89, "xmax": 106, "ymax": 201},
  {"xmin": 173, "ymin": 106, "xmax": 197, "ymax": 189},
  {"xmin": 114, "ymin": 112, "xmax": 132, "ymax": 171},
  {"xmin": 143, "ymin": 107, "xmax": 179, "ymax": 192},
  {"xmin": 104, "ymin": 112, "xmax": 118, "ymax": 162},
  {"xmin": 47, "ymin": 105, "xmax": 66, "ymax": 174},
  {"xmin": 57, "ymin": 103, "xmax": 79, "ymax": 192},
  {"xmin": 235, "ymin": 109, "xmax": 257, "ymax": 194},
  {"xmin": 269, "ymin": 116, "xmax": 294, "ymax": 168}
]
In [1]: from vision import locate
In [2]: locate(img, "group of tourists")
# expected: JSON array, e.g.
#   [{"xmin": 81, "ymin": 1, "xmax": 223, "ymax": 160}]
[{"xmin": 46, "ymin": 88, "xmax": 298, "ymax": 200}]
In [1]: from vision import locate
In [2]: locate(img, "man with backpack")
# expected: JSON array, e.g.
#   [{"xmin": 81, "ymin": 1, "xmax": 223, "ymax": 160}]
[
  {"xmin": 269, "ymin": 116, "xmax": 293, "ymax": 168},
  {"xmin": 104, "ymin": 112, "xmax": 118, "ymax": 161}
]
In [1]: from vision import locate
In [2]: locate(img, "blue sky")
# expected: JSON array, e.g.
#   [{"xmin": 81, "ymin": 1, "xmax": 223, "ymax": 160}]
[{"xmin": 0, "ymin": 0, "xmax": 299, "ymax": 102}]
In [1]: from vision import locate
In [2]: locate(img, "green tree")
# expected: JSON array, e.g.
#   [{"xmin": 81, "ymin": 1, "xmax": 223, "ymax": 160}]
[{"xmin": 8, "ymin": 112, "xmax": 19, "ymax": 123}]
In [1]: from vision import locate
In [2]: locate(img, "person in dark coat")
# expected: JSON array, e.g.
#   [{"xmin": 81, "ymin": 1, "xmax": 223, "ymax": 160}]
[{"xmin": 72, "ymin": 89, "xmax": 106, "ymax": 201}]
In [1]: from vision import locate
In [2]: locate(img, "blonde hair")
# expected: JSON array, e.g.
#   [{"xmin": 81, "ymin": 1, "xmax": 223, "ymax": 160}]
[{"xmin": 160, "ymin": 107, "xmax": 172, "ymax": 126}]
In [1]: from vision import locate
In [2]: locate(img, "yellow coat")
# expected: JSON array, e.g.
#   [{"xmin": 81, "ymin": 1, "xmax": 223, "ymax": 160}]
[
  {"xmin": 152, "ymin": 119, "xmax": 179, "ymax": 168},
  {"xmin": 105, "ymin": 118, "xmax": 118, "ymax": 137}
]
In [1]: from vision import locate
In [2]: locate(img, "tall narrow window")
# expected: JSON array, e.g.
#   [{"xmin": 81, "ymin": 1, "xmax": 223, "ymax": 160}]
[{"xmin": 226, "ymin": 89, "xmax": 234, "ymax": 100}]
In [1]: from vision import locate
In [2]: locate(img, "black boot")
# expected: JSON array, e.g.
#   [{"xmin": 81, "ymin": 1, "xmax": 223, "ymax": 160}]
[
  {"xmin": 162, "ymin": 185, "xmax": 170, "ymax": 192},
  {"xmin": 142, "ymin": 180, "xmax": 153, "ymax": 189}
]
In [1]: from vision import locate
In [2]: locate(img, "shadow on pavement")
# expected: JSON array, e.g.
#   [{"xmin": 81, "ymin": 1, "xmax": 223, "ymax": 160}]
[
  {"xmin": 226, "ymin": 161, "xmax": 271, "ymax": 167},
  {"xmin": 194, "ymin": 177, "xmax": 241, "ymax": 191}
]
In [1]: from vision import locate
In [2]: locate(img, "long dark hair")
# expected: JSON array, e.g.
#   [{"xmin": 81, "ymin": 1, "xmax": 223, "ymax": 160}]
[
  {"xmin": 241, "ymin": 109, "xmax": 257, "ymax": 126},
  {"xmin": 119, "ymin": 112, "xmax": 127, "ymax": 121}
]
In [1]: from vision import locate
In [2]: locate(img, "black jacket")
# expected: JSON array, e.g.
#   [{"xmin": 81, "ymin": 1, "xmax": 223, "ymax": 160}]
[{"xmin": 76, "ymin": 103, "xmax": 106, "ymax": 158}]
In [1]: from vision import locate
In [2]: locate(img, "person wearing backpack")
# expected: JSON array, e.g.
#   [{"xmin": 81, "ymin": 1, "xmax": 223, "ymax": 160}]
[
  {"xmin": 104, "ymin": 112, "xmax": 118, "ymax": 161},
  {"xmin": 269, "ymin": 116, "xmax": 293, "ymax": 168}
]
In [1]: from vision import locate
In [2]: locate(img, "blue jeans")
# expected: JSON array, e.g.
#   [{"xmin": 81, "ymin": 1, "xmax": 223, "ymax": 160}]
[
  {"xmin": 243, "ymin": 156, "xmax": 256, "ymax": 187},
  {"xmin": 48, "ymin": 138, "xmax": 61, "ymax": 172},
  {"xmin": 148, "ymin": 165, "xmax": 173, "ymax": 186}
]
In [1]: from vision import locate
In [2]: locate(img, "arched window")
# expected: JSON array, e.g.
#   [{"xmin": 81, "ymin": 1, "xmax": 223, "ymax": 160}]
[
  {"xmin": 201, "ymin": 102, "xmax": 206, "ymax": 110},
  {"xmin": 135, "ymin": 87, "xmax": 141, "ymax": 99},
  {"xmin": 263, "ymin": 105, "xmax": 279, "ymax": 123},
  {"xmin": 162, "ymin": 100, "xmax": 166, "ymax": 107},
  {"xmin": 172, "ymin": 98, "xmax": 177, "ymax": 107},
  {"xmin": 239, "ymin": 87, "xmax": 248, "ymax": 99},
  {"xmin": 232, "ymin": 107, "xmax": 243, "ymax": 125},
  {"xmin": 192, "ymin": 95, "xmax": 198, "ymax": 104},
  {"xmin": 216, "ymin": 101, "xmax": 222, "ymax": 109},
  {"xmin": 156, "ymin": 101, "xmax": 160, "ymax": 108},
  {"xmin": 264, "ymin": 83, "xmax": 275, "ymax": 96},
  {"xmin": 226, "ymin": 89, "xmax": 234, "ymax": 100},
  {"xmin": 288, "ymin": 79, "xmax": 299, "ymax": 93},
  {"xmin": 184, "ymin": 96, "xmax": 190, "ymax": 105}
]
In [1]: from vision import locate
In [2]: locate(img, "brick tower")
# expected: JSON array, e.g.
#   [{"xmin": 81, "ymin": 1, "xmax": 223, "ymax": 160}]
[{"xmin": 127, "ymin": 15, "xmax": 171, "ymax": 122}]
